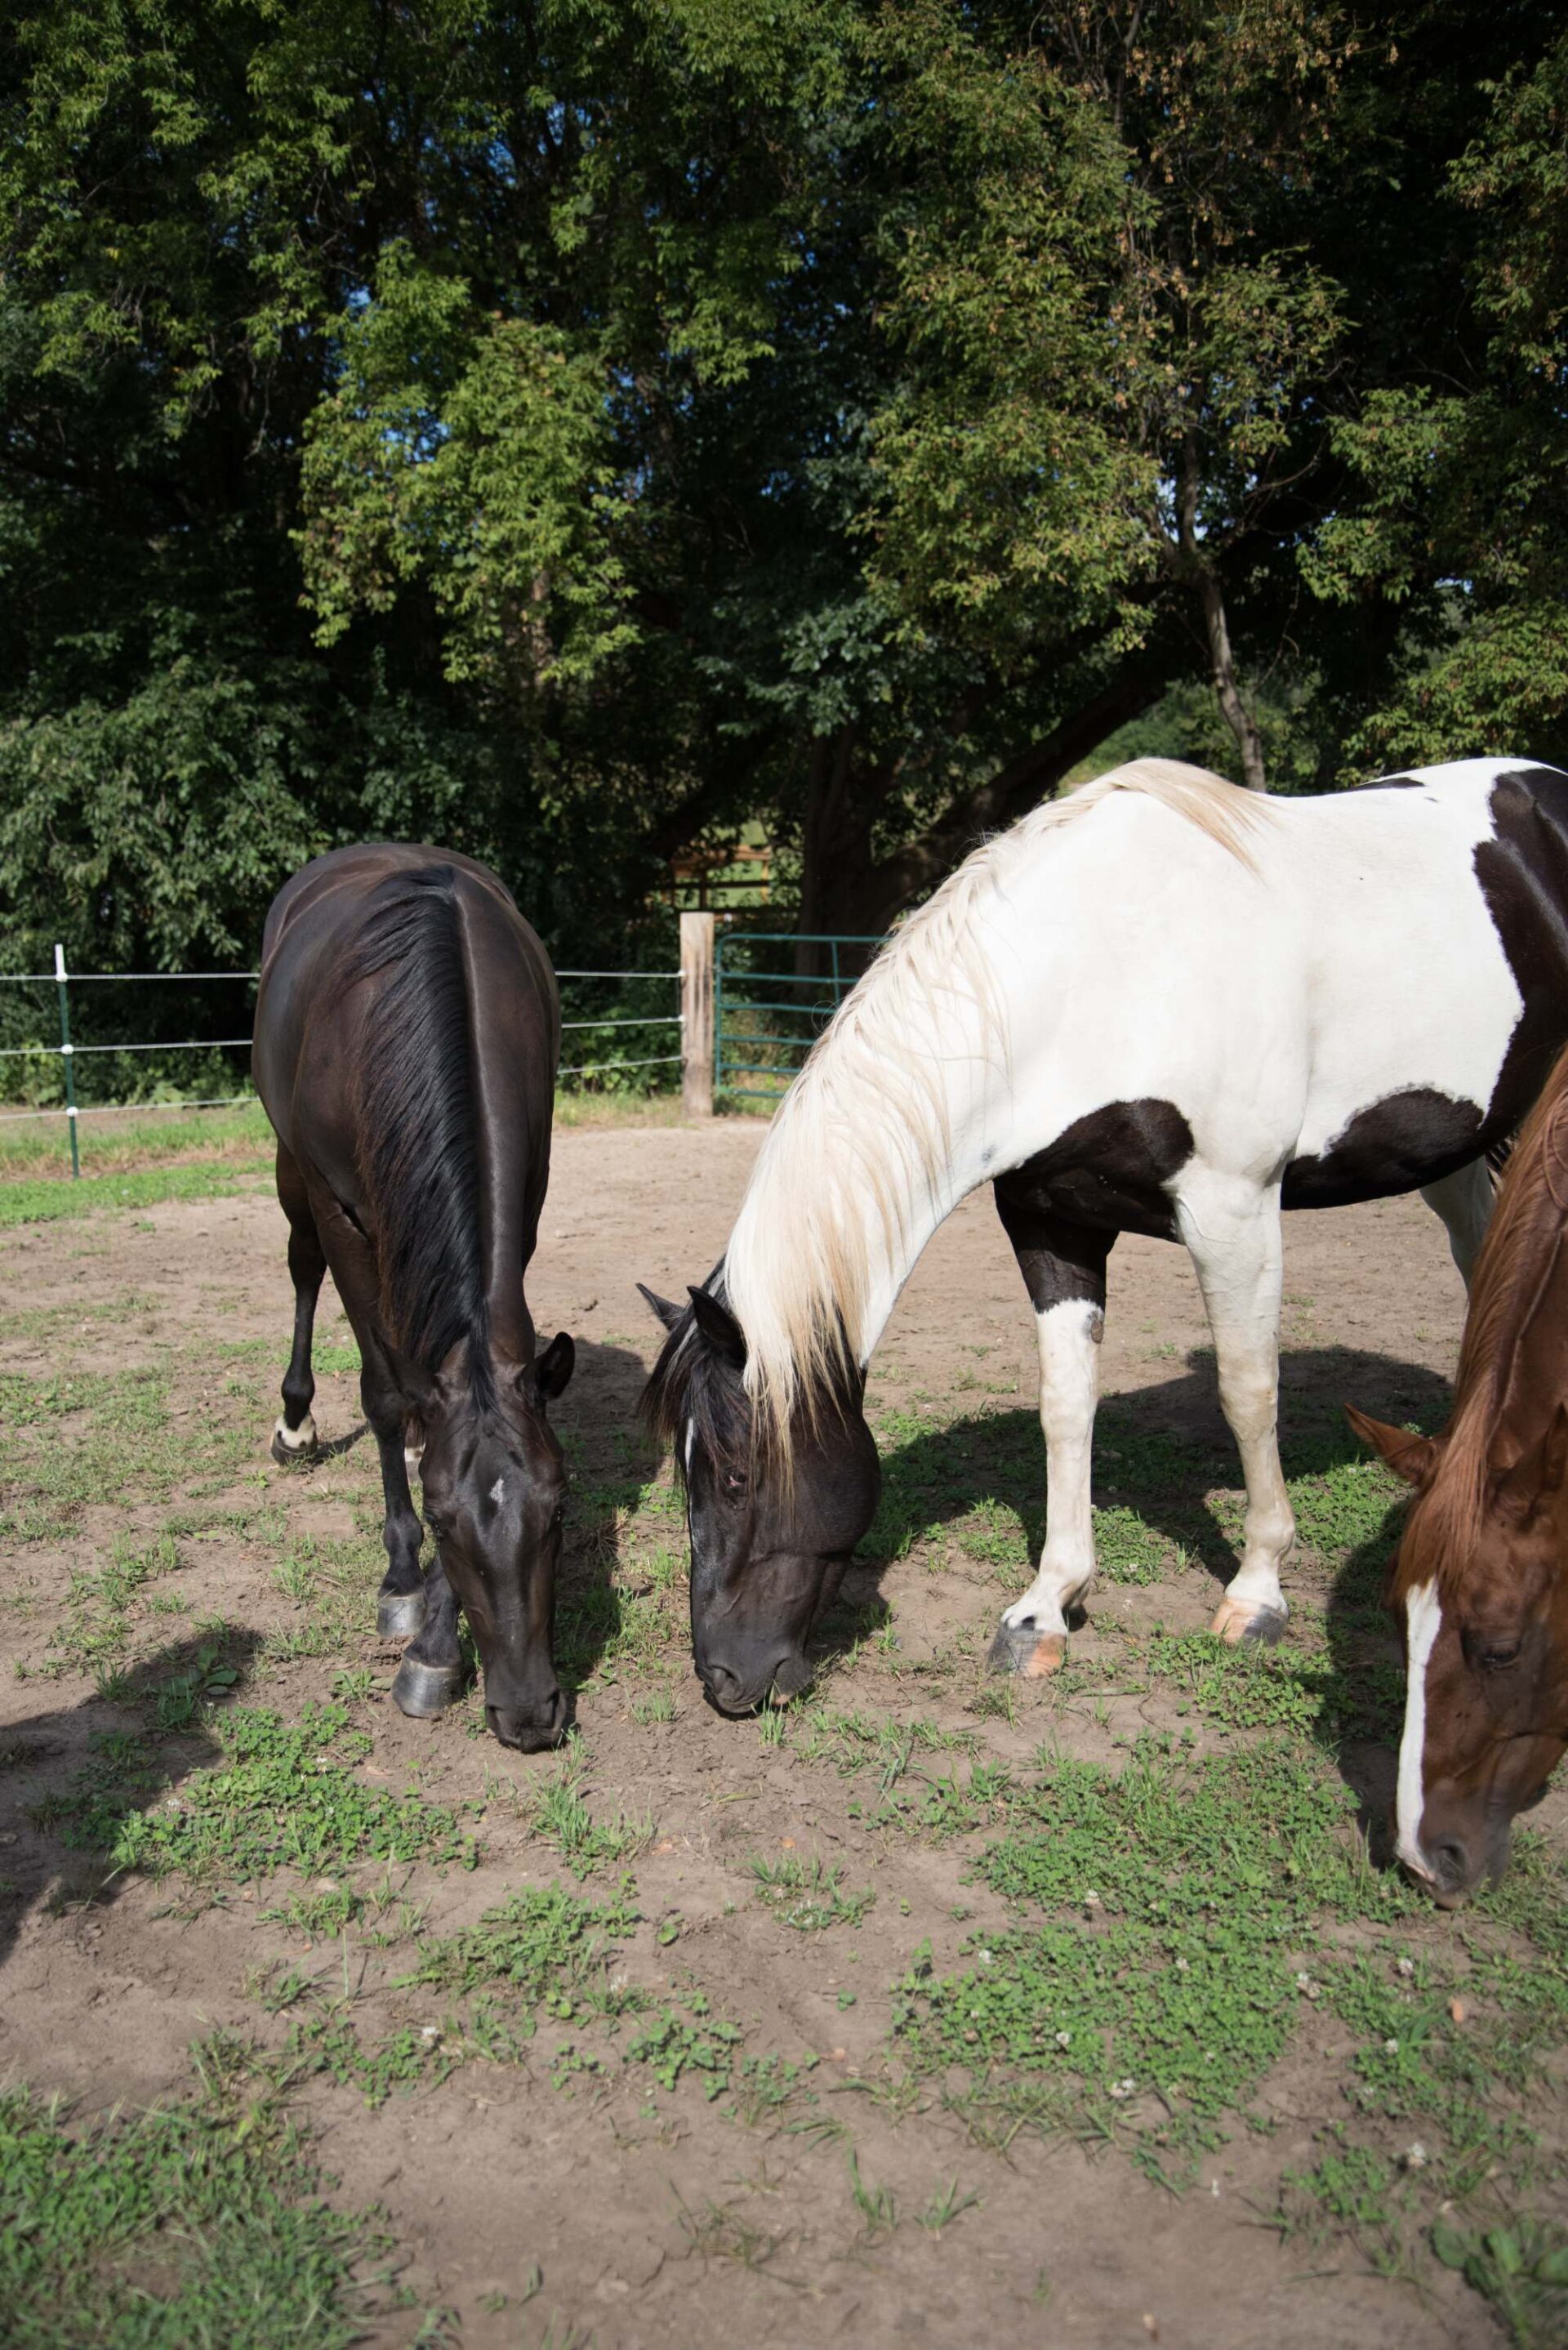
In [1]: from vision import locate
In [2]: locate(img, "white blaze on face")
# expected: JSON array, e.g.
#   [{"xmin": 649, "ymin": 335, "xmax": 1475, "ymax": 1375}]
[
  {"xmin": 488, "ymin": 1476, "xmax": 506, "ymax": 1509},
  {"xmin": 1396, "ymin": 1581, "xmax": 1444, "ymax": 1875}
]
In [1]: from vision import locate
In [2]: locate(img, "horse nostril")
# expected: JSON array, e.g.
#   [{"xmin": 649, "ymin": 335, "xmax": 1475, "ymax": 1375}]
[
  {"xmin": 1426, "ymin": 1836, "xmax": 1469, "ymax": 1890},
  {"xmin": 703, "ymin": 1663, "xmax": 748, "ymax": 1714}
]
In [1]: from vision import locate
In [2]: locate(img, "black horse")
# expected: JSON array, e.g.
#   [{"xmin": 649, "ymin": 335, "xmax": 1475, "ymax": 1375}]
[{"xmin": 252, "ymin": 845, "xmax": 574, "ymax": 1750}]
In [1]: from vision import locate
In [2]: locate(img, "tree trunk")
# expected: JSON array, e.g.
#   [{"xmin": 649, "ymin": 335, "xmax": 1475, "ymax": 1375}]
[
  {"xmin": 1177, "ymin": 432, "xmax": 1267, "ymax": 791},
  {"xmin": 795, "ymin": 727, "xmax": 879, "ymax": 978}
]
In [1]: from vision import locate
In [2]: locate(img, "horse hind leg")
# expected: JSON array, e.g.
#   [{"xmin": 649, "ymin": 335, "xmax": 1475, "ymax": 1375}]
[
  {"xmin": 1419, "ymin": 1156, "xmax": 1495, "ymax": 1291},
  {"xmin": 271, "ymin": 1146, "xmax": 325, "ymax": 1467},
  {"xmin": 987, "ymin": 1196, "xmax": 1111, "ymax": 1678},
  {"xmin": 1178, "ymin": 1175, "xmax": 1294, "ymax": 1646}
]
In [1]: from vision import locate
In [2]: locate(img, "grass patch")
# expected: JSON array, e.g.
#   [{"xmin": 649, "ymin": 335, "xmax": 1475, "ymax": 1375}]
[
  {"xmin": 278, "ymin": 1886, "xmax": 761, "ymax": 2108},
  {"xmin": 1430, "ymin": 2215, "xmax": 1568, "ymax": 2350},
  {"xmin": 0, "ymin": 1364, "xmax": 252, "ymax": 1546},
  {"xmin": 524, "ymin": 1752, "xmax": 653, "ymax": 1878},
  {"xmin": 0, "ymin": 2031, "xmax": 397, "ymax": 2349},
  {"xmin": 0, "ymin": 1160, "xmax": 265, "ymax": 1228},
  {"xmin": 38, "ymin": 1702, "xmax": 479, "ymax": 1883},
  {"xmin": 749, "ymin": 1853, "xmax": 875, "ymax": 1932}
]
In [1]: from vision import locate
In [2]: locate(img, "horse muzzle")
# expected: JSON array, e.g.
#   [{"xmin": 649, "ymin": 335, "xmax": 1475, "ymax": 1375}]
[
  {"xmin": 699, "ymin": 1648, "xmax": 813, "ymax": 1716},
  {"xmin": 484, "ymin": 1682, "xmax": 567, "ymax": 1751}
]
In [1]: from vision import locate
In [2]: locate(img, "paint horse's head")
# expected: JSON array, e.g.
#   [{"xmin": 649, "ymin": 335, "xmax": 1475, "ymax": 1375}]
[
  {"xmin": 1347, "ymin": 1402, "xmax": 1568, "ymax": 1904},
  {"xmin": 414, "ymin": 1332, "xmax": 576, "ymax": 1750},
  {"xmin": 639, "ymin": 1283, "xmax": 880, "ymax": 1714}
]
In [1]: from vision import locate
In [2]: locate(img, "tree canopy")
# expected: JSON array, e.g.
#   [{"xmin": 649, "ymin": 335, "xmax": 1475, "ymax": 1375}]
[{"xmin": 2, "ymin": 0, "xmax": 1565, "ymax": 1016}]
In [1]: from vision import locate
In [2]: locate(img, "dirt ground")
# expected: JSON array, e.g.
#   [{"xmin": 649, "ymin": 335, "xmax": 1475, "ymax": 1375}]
[{"xmin": 0, "ymin": 1122, "xmax": 1561, "ymax": 2349}]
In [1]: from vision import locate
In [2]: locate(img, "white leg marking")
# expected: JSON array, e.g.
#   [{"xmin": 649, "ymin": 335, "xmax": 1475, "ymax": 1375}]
[
  {"xmin": 1396, "ymin": 1581, "xmax": 1443, "ymax": 1878},
  {"xmin": 1002, "ymin": 1298, "xmax": 1102, "ymax": 1638},
  {"xmin": 1178, "ymin": 1179, "xmax": 1294, "ymax": 1635},
  {"xmin": 274, "ymin": 1413, "xmax": 317, "ymax": 1454}
]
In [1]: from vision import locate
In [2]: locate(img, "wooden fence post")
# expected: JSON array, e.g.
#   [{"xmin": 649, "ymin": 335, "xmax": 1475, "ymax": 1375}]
[{"xmin": 680, "ymin": 910, "xmax": 715, "ymax": 1118}]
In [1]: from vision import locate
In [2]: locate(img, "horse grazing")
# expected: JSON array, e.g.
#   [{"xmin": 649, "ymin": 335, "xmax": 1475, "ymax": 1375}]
[
  {"xmin": 642, "ymin": 756, "xmax": 1568, "ymax": 1715},
  {"xmin": 253, "ymin": 845, "xmax": 574, "ymax": 1750},
  {"xmin": 1348, "ymin": 1044, "xmax": 1568, "ymax": 1902}
]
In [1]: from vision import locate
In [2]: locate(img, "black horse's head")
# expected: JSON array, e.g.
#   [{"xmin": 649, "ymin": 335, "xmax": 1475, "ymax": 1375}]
[
  {"xmin": 416, "ymin": 1331, "xmax": 575, "ymax": 1749},
  {"xmin": 639, "ymin": 1281, "xmax": 880, "ymax": 1714}
]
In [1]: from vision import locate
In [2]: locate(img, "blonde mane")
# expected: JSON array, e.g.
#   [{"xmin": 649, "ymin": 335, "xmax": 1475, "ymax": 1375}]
[{"xmin": 722, "ymin": 759, "xmax": 1269, "ymax": 1467}]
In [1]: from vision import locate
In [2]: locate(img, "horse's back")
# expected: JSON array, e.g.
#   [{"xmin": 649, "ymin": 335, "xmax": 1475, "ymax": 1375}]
[
  {"xmin": 1000, "ymin": 757, "xmax": 1568, "ymax": 1198},
  {"xmin": 254, "ymin": 843, "xmax": 555, "ymax": 1184}
]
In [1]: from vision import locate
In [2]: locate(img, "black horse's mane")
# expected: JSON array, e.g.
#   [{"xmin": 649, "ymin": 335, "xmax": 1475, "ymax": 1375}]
[
  {"xmin": 341, "ymin": 865, "xmax": 493, "ymax": 1407},
  {"xmin": 640, "ymin": 1273, "xmax": 746, "ymax": 1478},
  {"xmin": 640, "ymin": 1268, "xmax": 860, "ymax": 1480}
]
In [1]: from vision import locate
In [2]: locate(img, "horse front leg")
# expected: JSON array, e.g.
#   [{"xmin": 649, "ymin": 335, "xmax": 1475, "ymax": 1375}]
[
  {"xmin": 1177, "ymin": 1175, "xmax": 1294, "ymax": 1645},
  {"xmin": 359, "ymin": 1339, "xmax": 430, "ymax": 1645},
  {"xmin": 987, "ymin": 1193, "xmax": 1112, "ymax": 1678},
  {"xmin": 392, "ymin": 1550, "xmax": 465, "ymax": 1718}
]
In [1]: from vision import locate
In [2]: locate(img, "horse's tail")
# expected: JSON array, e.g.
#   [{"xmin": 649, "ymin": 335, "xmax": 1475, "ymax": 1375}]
[{"xmin": 340, "ymin": 865, "xmax": 490, "ymax": 1402}]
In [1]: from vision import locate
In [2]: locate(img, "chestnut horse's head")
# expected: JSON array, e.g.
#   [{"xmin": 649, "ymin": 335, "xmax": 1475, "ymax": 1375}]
[{"xmin": 1347, "ymin": 1402, "xmax": 1568, "ymax": 1904}]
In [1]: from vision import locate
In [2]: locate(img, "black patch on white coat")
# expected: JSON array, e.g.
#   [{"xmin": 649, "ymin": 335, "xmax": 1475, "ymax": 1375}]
[
  {"xmin": 1287, "ymin": 766, "xmax": 1568, "ymax": 1209},
  {"xmin": 1283, "ymin": 1086, "xmax": 1486, "ymax": 1208},
  {"xmin": 994, "ymin": 1098, "xmax": 1195, "ymax": 1304},
  {"xmin": 993, "ymin": 1185, "xmax": 1115, "ymax": 1314}
]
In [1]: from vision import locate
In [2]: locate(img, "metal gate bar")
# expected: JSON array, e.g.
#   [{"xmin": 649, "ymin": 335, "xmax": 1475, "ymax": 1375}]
[{"xmin": 715, "ymin": 930, "xmax": 884, "ymax": 1102}]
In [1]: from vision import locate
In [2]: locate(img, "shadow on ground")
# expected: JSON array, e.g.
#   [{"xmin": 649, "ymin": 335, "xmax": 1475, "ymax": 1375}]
[
  {"xmin": 541, "ymin": 1337, "xmax": 666, "ymax": 1699},
  {"xmin": 0, "ymin": 1625, "xmax": 265, "ymax": 1968}
]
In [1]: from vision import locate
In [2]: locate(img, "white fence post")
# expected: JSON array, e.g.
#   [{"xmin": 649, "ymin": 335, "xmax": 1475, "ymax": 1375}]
[
  {"xmin": 680, "ymin": 911, "xmax": 715, "ymax": 1119},
  {"xmin": 54, "ymin": 943, "xmax": 79, "ymax": 1179}
]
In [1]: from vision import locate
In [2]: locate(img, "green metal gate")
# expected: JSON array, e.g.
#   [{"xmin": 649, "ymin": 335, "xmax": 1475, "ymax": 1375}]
[{"xmin": 714, "ymin": 930, "xmax": 884, "ymax": 1101}]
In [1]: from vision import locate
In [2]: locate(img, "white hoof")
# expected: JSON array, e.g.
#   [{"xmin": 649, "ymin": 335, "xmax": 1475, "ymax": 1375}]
[{"xmin": 273, "ymin": 1413, "xmax": 318, "ymax": 1456}]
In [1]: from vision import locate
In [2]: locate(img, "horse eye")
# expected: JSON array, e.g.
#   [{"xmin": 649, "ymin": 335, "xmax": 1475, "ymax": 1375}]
[{"xmin": 1468, "ymin": 1634, "xmax": 1521, "ymax": 1672}]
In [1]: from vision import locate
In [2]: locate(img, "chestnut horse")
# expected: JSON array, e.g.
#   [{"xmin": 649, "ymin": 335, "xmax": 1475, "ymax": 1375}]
[
  {"xmin": 1350, "ymin": 1045, "xmax": 1568, "ymax": 1902},
  {"xmin": 253, "ymin": 845, "xmax": 573, "ymax": 1750}
]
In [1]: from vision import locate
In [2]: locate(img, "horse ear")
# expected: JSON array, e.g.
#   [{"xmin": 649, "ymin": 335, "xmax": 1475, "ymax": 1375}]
[
  {"xmin": 1345, "ymin": 1404, "xmax": 1439, "ymax": 1487},
  {"xmin": 532, "ymin": 1331, "xmax": 575, "ymax": 1401},
  {"xmin": 688, "ymin": 1285, "xmax": 746, "ymax": 1369},
  {"xmin": 636, "ymin": 1282, "xmax": 684, "ymax": 1334},
  {"xmin": 1492, "ymin": 1400, "xmax": 1568, "ymax": 1520}
]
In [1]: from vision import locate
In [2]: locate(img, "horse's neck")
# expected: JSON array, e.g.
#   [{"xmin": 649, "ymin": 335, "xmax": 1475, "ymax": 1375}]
[
  {"xmin": 1488, "ymin": 1227, "xmax": 1568, "ymax": 1468},
  {"xmin": 729, "ymin": 1055, "xmax": 1004, "ymax": 1373},
  {"xmin": 853, "ymin": 1121, "xmax": 997, "ymax": 1362}
]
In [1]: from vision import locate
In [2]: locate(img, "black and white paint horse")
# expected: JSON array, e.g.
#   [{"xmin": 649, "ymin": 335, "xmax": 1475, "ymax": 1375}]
[
  {"xmin": 644, "ymin": 756, "xmax": 1568, "ymax": 1711},
  {"xmin": 254, "ymin": 845, "xmax": 574, "ymax": 1750}
]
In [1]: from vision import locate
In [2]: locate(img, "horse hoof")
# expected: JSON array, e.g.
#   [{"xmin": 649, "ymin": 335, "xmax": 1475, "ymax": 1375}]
[
  {"xmin": 1210, "ymin": 1597, "xmax": 1288, "ymax": 1648},
  {"xmin": 376, "ymin": 1590, "xmax": 427, "ymax": 1642},
  {"xmin": 270, "ymin": 1417, "xmax": 318, "ymax": 1469},
  {"xmin": 391, "ymin": 1658, "xmax": 462, "ymax": 1718},
  {"xmin": 987, "ymin": 1624, "xmax": 1067, "ymax": 1679}
]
